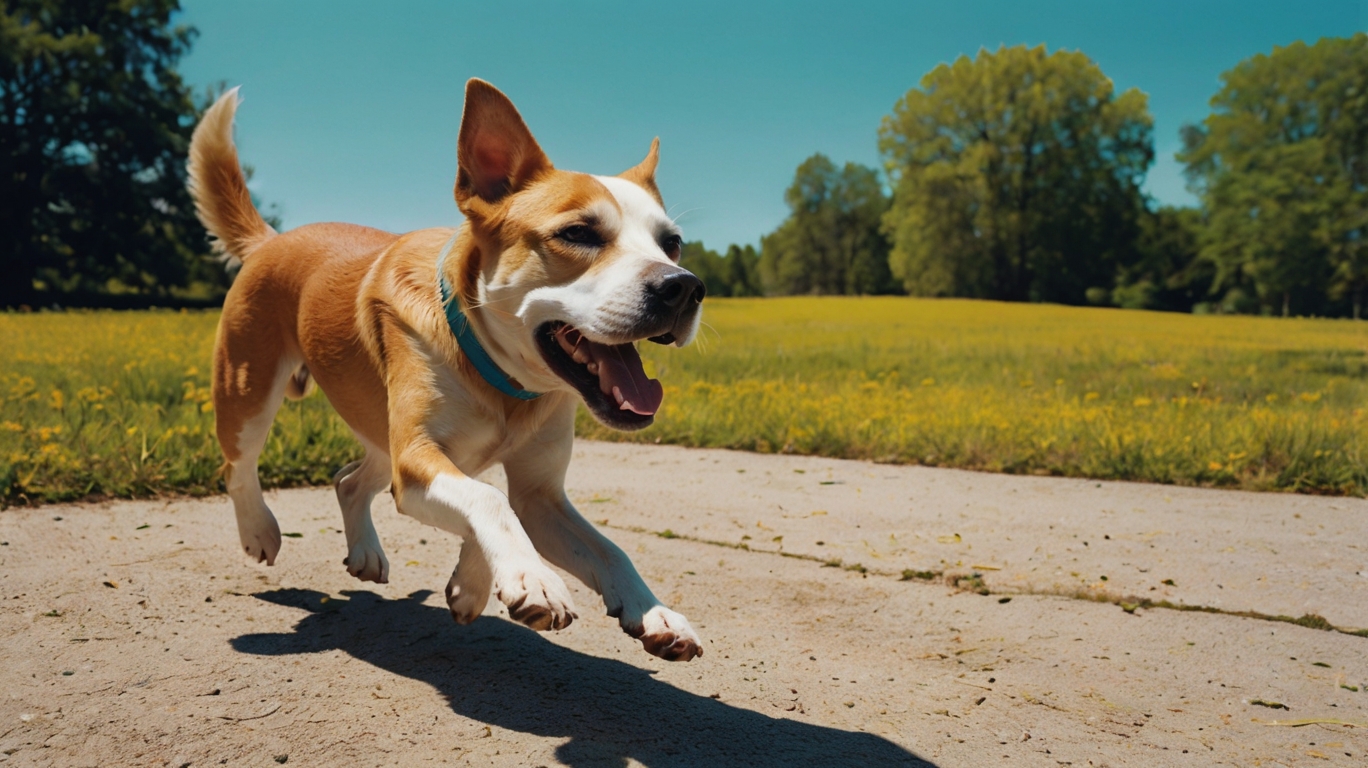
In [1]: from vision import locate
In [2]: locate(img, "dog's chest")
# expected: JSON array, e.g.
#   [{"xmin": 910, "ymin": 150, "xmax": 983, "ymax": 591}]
[
  {"xmin": 426, "ymin": 378, "xmax": 535, "ymax": 476},
  {"xmin": 441, "ymin": 419, "xmax": 517, "ymax": 477}
]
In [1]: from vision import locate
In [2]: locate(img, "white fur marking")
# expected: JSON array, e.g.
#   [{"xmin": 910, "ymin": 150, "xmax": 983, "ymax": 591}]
[
  {"xmin": 593, "ymin": 176, "xmax": 676, "ymax": 259},
  {"xmin": 509, "ymin": 175, "xmax": 697, "ymax": 355},
  {"xmin": 423, "ymin": 474, "xmax": 514, "ymax": 542}
]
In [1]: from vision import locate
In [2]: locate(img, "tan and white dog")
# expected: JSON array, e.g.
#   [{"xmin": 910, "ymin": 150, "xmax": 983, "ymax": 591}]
[{"xmin": 188, "ymin": 79, "xmax": 705, "ymax": 661}]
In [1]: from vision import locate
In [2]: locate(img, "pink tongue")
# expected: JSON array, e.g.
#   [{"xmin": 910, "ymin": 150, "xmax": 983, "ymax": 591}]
[{"xmin": 586, "ymin": 341, "xmax": 663, "ymax": 415}]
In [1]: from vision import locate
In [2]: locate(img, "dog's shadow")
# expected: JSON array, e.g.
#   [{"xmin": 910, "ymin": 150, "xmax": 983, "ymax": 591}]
[{"xmin": 232, "ymin": 589, "xmax": 933, "ymax": 767}]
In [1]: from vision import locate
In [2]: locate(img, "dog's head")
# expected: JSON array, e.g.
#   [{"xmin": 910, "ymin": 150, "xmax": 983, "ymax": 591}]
[{"xmin": 451, "ymin": 79, "xmax": 704, "ymax": 431}]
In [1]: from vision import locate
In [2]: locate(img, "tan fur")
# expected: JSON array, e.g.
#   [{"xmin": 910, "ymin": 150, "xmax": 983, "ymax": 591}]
[
  {"xmin": 193, "ymin": 80, "xmax": 703, "ymax": 661},
  {"xmin": 187, "ymin": 88, "xmax": 277, "ymax": 268},
  {"xmin": 619, "ymin": 137, "xmax": 663, "ymax": 206}
]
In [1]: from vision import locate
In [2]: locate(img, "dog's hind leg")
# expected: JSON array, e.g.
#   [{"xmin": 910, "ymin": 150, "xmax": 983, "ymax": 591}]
[
  {"xmin": 213, "ymin": 339, "xmax": 296, "ymax": 566},
  {"xmin": 214, "ymin": 364, "xmax": 292, "ymax": 564},
  {"xmin": 335, "ymin": 440, "xmax": 391, "ymax": 583}
]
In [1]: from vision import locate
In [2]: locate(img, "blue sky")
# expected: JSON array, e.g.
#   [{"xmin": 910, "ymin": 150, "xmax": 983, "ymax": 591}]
[{"xmin": 177, "ymin": 1, "xmax": 1365, "ymax": 250}]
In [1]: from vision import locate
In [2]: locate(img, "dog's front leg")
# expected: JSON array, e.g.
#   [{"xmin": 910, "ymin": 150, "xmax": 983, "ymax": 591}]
[
  {"xmin": 393, "ymin": 441, "xmax": 577, "ymax": 631},
  {"xmin": 515, "ymin": 488, "xmax": 702, "ymax": 661},
  {"xmin": 444, "ymin": 537, "xmax": 493, "ymax": 625},
  {"xmin": 504, "ymin": 433, "xmax": 702, "ymax": 661}
]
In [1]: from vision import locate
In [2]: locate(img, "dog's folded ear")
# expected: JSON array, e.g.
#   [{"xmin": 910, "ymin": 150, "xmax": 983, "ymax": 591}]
[
  {"xmin": 456, "ymin": 79, "xmax": 552, "ymax": 215},
  {"xmin": 618, "ymin": 137, "xmax": 663, "ymax": 205}
]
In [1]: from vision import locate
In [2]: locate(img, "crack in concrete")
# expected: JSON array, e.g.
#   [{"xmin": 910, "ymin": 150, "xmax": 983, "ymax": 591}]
[{"xmin": 600, "ymin": 521, "xmax": 1368, "ymax": 640}]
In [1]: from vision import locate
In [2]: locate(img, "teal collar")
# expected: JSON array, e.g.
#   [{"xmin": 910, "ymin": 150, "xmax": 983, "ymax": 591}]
[{"xmin": 436, "ymin": 232, "xmax": 542, "ymax": 401}]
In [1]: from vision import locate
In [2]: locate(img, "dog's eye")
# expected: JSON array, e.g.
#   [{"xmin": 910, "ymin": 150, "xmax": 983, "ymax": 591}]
[
  {"xmin": 556, "ymin": 225, "xmax": 603, "ymax": 247},
  {"xmin": 661, "ymin": 233, "xmax": 682, "ymax": 261}
]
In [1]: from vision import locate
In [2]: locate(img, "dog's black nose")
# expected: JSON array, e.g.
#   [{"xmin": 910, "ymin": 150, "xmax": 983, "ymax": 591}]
[{"xmin": 649, "ymin": 271, "xmax": 706, "ymax": 312}]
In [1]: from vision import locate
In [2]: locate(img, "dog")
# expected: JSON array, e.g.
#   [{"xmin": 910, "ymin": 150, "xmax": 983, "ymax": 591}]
[{"xmin": 187, "ymin": 79, "xmax": 705, "ymax": 661}]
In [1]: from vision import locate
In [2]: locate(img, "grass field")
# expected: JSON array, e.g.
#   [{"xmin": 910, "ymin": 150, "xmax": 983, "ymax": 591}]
[{"xmin": 3, "ymin": 298, "xmax": 1367, "ymax": 505}]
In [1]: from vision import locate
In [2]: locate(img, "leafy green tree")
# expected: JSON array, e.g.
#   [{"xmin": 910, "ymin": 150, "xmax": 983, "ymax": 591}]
[
  {"xmin": 1, "ymin": 0, "xmax": 221, "ymax": 307},
  {"xmin": 879, "ymin": 45, "xmax": 1152, "ymax": 304},
  {"xmin": 721, "ymin": 243, "xmax": 760, "ymax": 297},
  {"xmin": 680, "ymin": 241, "xmax": 762, "ymax": 298},
  {"xmin": 759, "ymin": 154, "xmax": 894, "ymax": 296},
  {"xmin": 1109, "ymin": 206, "xmax": 1210, "ymax": 311},
  {"xmin": 1180, "ymin": 34, "xmax": 1368, "ymax": 317}
]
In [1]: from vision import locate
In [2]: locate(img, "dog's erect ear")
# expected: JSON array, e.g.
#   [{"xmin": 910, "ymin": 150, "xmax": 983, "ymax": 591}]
[
  {"xmin": 456, "ymin": 79, "xmax": 551, "ymax": 213},
  {"xmin": 618, "ymin": 138, "xmax": 662, "ymax": 205}
]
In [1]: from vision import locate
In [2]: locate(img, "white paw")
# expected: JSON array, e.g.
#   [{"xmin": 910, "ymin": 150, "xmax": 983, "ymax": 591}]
[
  {"xmin": 445, "ymin": 563, "xmax": 492, "ymax": 624},
  {"xmin": 343, "ymin": 539, "xmax": 389, "ymax": 583},
  {"xmin": 494, "ymin": 562, "xmax": 577, "ymax": 631},
  {"xmin": 239, "ymin": 519, "xmax": 281, "ymax": 566},
  {"xmin": 629, "ymin": 605, "xmax": 702, "ymax": 661}
]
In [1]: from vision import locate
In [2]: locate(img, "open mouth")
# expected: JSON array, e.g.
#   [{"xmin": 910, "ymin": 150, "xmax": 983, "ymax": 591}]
[{"xmin": 535, "ymin": 322, "xmax": 665, "ymax": 431}]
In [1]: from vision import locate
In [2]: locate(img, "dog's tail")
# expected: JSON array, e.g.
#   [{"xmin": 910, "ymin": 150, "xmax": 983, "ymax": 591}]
[{"xmin": 187, "ymin": 87, "xmax": 276, "ymax": 269}]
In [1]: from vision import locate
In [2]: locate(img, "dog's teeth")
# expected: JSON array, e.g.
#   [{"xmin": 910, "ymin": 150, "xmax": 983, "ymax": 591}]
[
  {"xmin": 613, "ymin": 386, "xmax": 626, "ymax": 407},
  {"xmin": 572, "ymin": 346, "xmax": 593, "ymax": 364},
  {"xmin": 586, "ymin": 362, "xmax": 599, "ymax": 375}
]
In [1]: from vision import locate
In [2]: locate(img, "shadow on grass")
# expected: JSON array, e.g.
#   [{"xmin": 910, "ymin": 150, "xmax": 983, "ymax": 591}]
[{"xmin": 232, "ymin": 588, "xmax": 933, "ymax": 768}]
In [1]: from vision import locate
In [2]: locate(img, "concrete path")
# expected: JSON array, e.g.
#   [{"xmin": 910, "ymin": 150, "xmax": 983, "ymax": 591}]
[{"xmin": 1, "ymin": 441, "xmax": 1366, "ymax": 766}]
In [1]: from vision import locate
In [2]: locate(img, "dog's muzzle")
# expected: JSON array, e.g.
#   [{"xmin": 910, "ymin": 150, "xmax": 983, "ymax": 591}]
[
  {"xmin": 642, "ymin": 268, "xmax": 705, "ymax": 345},
  {"xmin": 531, "ymin": 265, "xmax": 704, "ymax": 431}
]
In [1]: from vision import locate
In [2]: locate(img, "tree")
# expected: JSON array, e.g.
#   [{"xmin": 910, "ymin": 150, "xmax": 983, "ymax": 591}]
[
  {"xmin": 1108, "ymin": 206, "xmax": 1210, "ymax": 311},
  {"xmin": 879, "ymin": 45, "xmax": 1153, "ymax": 304},
  {"xmin": 1, "ymin": 0, "xmax": 221, "ymax": 307},
  {"xmin": 721, "ymin": 243, "xmax": 761, "ymax": 297},
  {"xmin": 680, "ymin": 241, "xmax": 762, "ymax": 298},
  {"xmin": 758, "ymin": 154, "xmax": 894, "ymax": 296},
  {"xmin": 1180, "ymin": 34, "xmax": 1368, "ymax": 317}
]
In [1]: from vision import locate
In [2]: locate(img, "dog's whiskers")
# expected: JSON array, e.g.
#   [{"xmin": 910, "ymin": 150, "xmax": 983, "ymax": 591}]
[
  {"xmin": 667, "ymin": 206, "xmax": 705, "ymax": 226},
  {"xmin": 700, "ymin": 318, "xmax": 722, "ymax": 353},
  {"xmin": 462, "ymin": 299, "xmax": 519, "ymax": 318}
]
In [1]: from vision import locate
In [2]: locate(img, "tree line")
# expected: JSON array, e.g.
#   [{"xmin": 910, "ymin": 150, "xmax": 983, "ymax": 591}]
[
  {"xmin": 4, "ymin": 4, "xmax": 1364, "ymax": 318},
  {"xmin": 687, "ymin": 36, "xmax": 1368, "ymax": 318}
]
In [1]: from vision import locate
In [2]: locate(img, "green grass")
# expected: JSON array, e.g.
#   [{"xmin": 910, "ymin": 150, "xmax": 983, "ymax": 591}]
[
  {"xmin": 0, "ymin": 310, "xmax": 358, "ymax": 504},
  {"xmin": 3, "ymin": 298, "xmax": 1367, "ymax": 505},
  {"xmin": 584, "ymin": 297, "xmax": 1368, "ymax": 493}
]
